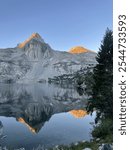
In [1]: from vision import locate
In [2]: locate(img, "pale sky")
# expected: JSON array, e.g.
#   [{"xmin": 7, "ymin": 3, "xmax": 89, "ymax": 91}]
[{"xmin": 0, "ymin": 0, "xmax": 112, "ymax": 52}]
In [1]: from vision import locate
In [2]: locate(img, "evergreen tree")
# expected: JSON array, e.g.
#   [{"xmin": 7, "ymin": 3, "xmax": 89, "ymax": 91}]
[{"xmin": 87, "ymin": 28, "xmax": 113, "ymax": 119}]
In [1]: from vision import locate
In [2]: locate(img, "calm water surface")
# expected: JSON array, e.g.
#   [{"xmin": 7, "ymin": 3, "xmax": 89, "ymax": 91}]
[{"xmin": 0, "ymin": 83, "xmax": 95, "ymax": 149}]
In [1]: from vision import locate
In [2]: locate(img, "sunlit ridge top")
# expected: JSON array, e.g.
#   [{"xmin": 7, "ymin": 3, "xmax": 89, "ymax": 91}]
[
  {"xmin": 18, "ymin": 33, "xmax": 43, "ymax": 48},
  {"xmin": 69, "ymin": 46, "xmax": 93, "ymax": 54}
]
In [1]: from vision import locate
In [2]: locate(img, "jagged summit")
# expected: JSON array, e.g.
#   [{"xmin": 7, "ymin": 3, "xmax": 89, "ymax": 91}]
[
  {"xmin": 30, "ymin": 33, "xmax": 42, "ymax": 39},
  {"xmin": 18, "ymin": 33, "xmax": 44, "ymax": 48},
  {"xmin": 0, "ymin": 34, "xmax": 97, "ymax": 83},
  {"xmin": 69, "ymin": 46, "xmax": 93, "ymax": 54}
]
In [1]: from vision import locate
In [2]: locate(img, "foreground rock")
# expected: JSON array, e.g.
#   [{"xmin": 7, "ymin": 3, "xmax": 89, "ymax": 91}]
[
  {"xmin": 98, "ymin": 144, "xmax": 113, "ymax": 150},
  {"xmin": 82, "ymin": 148, "xmax": 92, "ymax": 150}
]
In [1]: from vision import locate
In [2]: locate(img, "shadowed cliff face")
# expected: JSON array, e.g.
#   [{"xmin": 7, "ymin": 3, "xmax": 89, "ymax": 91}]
[{"xmin": 0, "ymin": 83, "xmax": 88, "ymax": 133}]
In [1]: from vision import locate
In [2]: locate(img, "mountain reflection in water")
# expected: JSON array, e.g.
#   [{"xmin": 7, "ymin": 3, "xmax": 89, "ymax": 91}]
[{"xmin": 0, "ymin": 83, "xmax": 95, "ymax": 149}]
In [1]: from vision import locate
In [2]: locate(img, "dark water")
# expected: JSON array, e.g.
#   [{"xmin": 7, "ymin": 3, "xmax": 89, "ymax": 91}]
[{"xmin": 0, "ymin": 83, "xmax": 95, "ymax": 149}]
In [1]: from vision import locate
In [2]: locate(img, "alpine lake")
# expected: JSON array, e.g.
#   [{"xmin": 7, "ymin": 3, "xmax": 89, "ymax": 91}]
[{"xmin": 0, "ymin": 83, "xmax": 95, "ymax": 150}]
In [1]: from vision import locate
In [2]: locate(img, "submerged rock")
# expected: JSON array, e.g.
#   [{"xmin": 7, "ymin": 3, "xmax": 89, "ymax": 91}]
[
  {"xmin": 98, "ymin": 144, "xmax": 113, "ymax": 150},
  {"xmin": 82, "ymin": 148, "xmax": 92, "ymax": 150},
  {"xmin": 0, "ymin": 146, "xmax": 8, "ymax": 150}
]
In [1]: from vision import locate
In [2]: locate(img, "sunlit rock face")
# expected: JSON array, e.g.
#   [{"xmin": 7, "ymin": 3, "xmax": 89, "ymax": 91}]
[
  {"xmin": 20, "ymin": 33, "xmax": 53, "ymax": 61},
  {"xmin": 0, "ymin": 33, "xmax": 97, "ymax": 83},
  {"xmin": 68, "ymin": 46, "xmax": 94, "ymax": 54},
  {"xmin": 18, "ymin": 33, "xmax": 44, "ymax": 48}
]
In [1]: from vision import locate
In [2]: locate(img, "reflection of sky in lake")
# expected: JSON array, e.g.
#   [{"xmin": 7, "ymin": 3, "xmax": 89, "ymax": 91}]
[
  {"xmin": 0, "ymin": 112, "xmax": 95, "ymax": 149},
  {"xmin": 0, "ymin": 83, "xmax": 95, "ymax": 149}
]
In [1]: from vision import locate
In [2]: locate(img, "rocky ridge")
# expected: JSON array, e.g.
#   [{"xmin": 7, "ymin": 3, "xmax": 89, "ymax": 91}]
[{"xmin": 0, "ymin": 33, "xmax": 97, "ymax": 83}]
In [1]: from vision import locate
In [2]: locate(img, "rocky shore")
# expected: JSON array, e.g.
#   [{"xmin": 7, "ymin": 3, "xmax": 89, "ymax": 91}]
[{"xmin": 0, "ymin": 141, "xmax": 113, "ymax": 150}]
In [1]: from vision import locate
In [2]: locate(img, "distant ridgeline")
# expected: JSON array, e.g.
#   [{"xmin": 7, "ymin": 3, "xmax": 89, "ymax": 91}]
[{"xmin": 0, "ymin": 33, "xmax": 97, "ymax": 83}]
